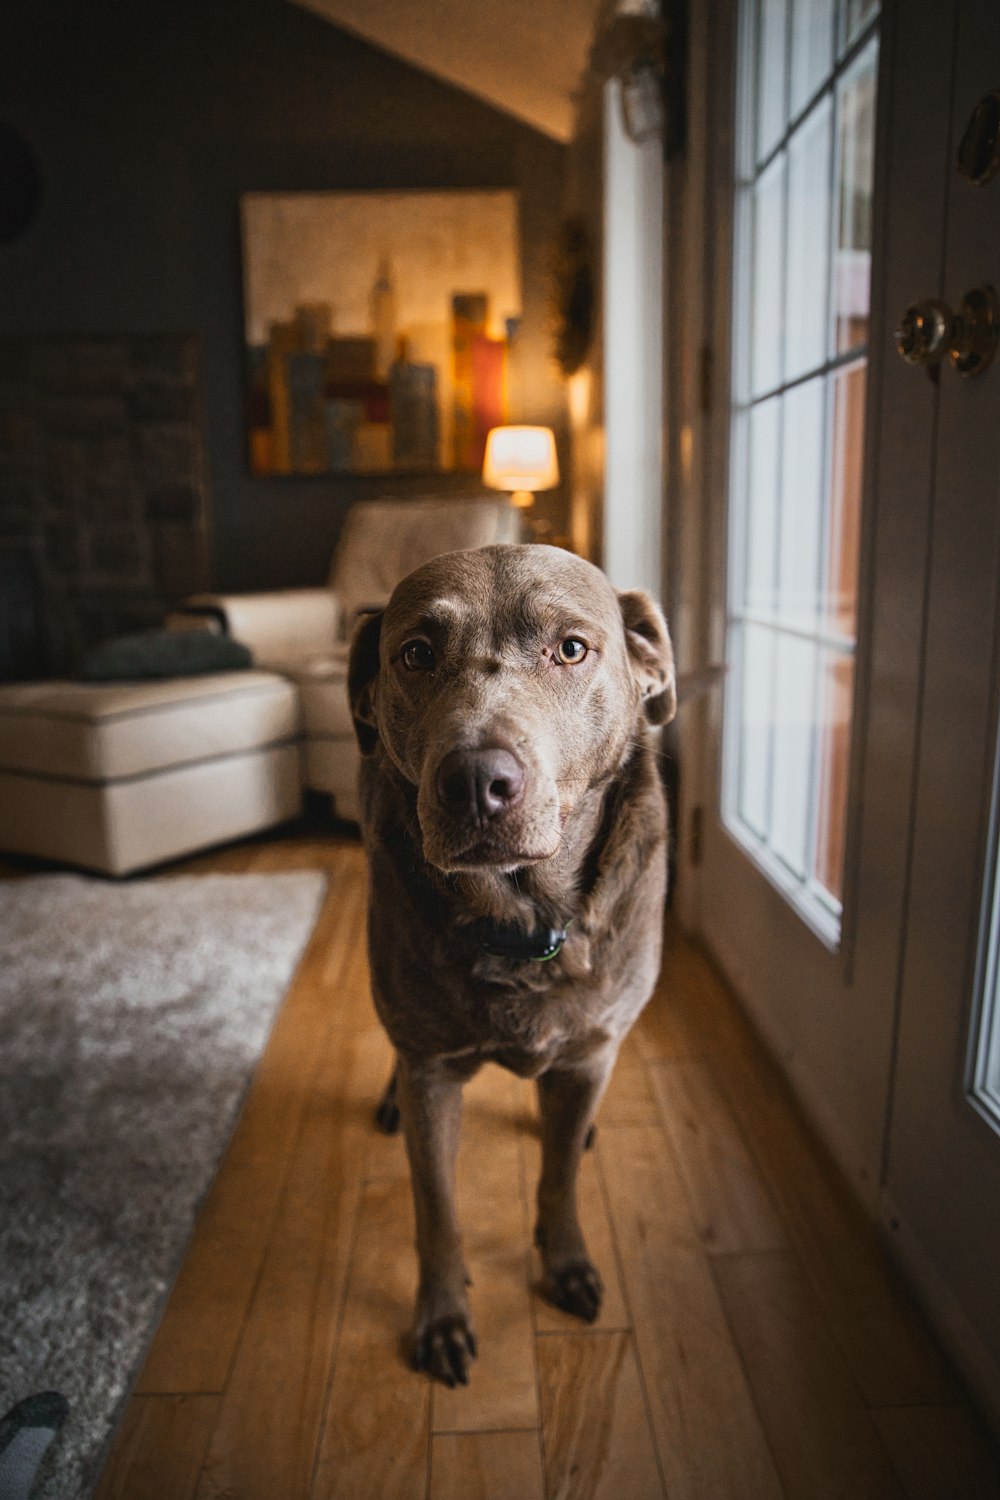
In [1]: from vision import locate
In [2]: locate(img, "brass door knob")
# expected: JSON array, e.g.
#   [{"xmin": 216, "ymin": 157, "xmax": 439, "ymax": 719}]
[
  {"xmin": 895, "ymin": 287, "xmax": 999, "ymax": 377},
  {"xmin": 894, "ymin": 299, "xmax": 956, "ymax": 367}
]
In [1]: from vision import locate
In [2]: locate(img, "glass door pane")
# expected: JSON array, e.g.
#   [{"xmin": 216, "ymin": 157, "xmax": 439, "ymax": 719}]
[
  {"xmin": 724, "ymin": 0, "xmax": 880, "ymax": 941},
  {"xmin": 835, "ymin": 39, "xmax": 879, "ymax": 352},
  {"xmin": 790, "ymin": 0, "xmax": 835, "ymax": 116},
  {"xmin": 784, "ymin": 97, "xmax": 833, "ymax": 383}
]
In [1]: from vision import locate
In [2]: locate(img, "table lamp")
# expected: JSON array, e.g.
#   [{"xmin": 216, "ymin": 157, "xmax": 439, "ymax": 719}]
[{"xmin": 482, "ymin": 425, "xmax": 559, "ymax": 512}]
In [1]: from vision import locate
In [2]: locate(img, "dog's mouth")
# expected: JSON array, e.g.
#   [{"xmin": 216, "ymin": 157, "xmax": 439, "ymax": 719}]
[{"xmin": 432, "ymin": 837, "xmax": 559, "ymax": 875}]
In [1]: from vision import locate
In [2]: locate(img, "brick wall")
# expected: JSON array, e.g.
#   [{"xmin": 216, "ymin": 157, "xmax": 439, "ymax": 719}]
[{"xmin": 0, "ymin": 336, "xmax": 212, "ymax": 674}]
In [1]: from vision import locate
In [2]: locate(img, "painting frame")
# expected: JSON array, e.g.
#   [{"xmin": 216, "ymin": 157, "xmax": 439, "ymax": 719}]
[{"xmin": 240, "ymin": 188, "xmax": 523, "ymax": 479}]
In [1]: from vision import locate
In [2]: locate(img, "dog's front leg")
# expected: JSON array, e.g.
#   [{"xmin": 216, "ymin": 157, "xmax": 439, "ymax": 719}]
[
  {"xmin": 535, "ymin": 1052, "xmax": 615, "ymax": 1322},
  {"xmin": 396, "ymin": 1055, "xmax": 477, "ymax": 1386}
]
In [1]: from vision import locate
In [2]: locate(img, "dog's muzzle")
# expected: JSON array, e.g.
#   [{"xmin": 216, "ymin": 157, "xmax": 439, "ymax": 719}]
[
  {"xmin": 418, "ymin": 738, "xmax": 561, "ymax": 872},
  {"xmin": 434, "ymin": 745, "xmax": 525, "ymax": 827}
]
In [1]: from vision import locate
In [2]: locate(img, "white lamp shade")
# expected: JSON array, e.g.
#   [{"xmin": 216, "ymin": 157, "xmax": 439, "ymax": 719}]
[{"xmin": 482, "ymin": 426, "xmax": 559, "ymax": 493}]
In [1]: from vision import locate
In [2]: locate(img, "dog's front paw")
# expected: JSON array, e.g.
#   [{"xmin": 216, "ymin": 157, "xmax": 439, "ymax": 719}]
[
  {"xmin": 545, "ymin": 1259, "xmax": 604, "ymax": 1323},
  {"xmin": 412, "ymin": 1311, "xmax": 478, "ymax": 1387}
]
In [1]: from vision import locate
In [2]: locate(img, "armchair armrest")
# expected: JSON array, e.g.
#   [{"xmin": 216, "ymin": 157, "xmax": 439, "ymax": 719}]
[{"xmin": 173, "ymin": 589, "xmax": 341, "ymax": 667}]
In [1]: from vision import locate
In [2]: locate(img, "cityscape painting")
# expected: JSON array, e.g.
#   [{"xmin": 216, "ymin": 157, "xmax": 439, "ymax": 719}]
[{"xmin": 241, "ymin": 190, "xmax": 522, "ymax": 476}]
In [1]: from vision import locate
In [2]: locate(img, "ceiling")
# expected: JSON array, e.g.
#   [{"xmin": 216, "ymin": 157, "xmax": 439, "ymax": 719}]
[{"xmin": 290, "ymin": 0, "xmax": 606, "ymax": 142}]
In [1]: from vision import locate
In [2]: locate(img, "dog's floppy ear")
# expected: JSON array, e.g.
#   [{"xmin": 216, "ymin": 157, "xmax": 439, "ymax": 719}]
[
  {"xmin": 618, "ymin": 589, "xmax": 677, "ymax": 725},
  {"xmin": 347, "ymin": 609, "xmax": 383, "ymax": 755}
]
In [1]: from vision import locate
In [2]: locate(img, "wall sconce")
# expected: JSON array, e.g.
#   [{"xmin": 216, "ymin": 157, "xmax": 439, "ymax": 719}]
[
  {"xmin": 482, "ymin": 426, "xmax": 559, "ymax": 514},
  {"xmin": 592, "ymin": 1, "xmax": 686, "ymax": 158}
]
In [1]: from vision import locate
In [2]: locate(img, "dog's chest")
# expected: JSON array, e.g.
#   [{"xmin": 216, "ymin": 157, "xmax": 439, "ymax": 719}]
[
  {"xmin": 461, "ymin": 983, "xmax": 615, "ymax": 1078},
  {"xmin": 454, "ymin": 953, "xmax": 636, "ymax": 1074}
]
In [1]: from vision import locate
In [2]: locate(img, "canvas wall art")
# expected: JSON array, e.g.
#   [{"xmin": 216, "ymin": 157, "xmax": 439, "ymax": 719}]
[{"xmin": 241, "ymin": 190, "xmax": 522, "ymax": 476}]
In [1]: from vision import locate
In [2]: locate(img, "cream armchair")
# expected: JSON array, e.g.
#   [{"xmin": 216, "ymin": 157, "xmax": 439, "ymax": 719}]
[{"xmin": 177, "ymin": 496, "xmax": 521, "ymax": 820}]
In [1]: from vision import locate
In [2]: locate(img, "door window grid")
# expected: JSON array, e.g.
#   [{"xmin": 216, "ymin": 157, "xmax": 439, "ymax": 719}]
[{"xmin": 723, "ymin": 2, "xmax": 879, "ymax": 943}]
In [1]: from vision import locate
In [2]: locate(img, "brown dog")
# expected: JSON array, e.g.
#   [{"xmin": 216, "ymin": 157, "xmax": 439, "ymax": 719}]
[{"xmin": 348, "ymin": 543, "xmax": 675, "ymax": 1386}]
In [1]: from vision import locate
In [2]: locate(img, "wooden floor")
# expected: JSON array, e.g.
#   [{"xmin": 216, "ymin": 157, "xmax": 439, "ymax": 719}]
[{"xmin": 90, "ymin": 827, "xmax": 1000, "ymax": 1500}]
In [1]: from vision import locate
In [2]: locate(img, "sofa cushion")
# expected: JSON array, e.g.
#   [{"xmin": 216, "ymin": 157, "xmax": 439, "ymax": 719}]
[{"xmin": 0, "ymin": 672, "xmax": 298, "ymax": 783}]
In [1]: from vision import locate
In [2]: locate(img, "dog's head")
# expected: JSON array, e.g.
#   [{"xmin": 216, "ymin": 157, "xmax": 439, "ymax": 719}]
[{"xmin": 349, "ymin": 544, "xmax": 675, "ymax": 874}]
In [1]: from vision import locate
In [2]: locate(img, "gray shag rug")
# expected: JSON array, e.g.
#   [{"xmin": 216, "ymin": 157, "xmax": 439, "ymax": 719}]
[{"xmin": 0, "ymin": 870, "xmax": 327, "ymax": 1500}]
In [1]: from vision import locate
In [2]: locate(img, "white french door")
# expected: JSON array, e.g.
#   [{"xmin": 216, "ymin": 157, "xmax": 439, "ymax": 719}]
[
  {"xmin": 880, "ymin": 0, "xmax": 1000, "ymax": 1424},
  {"xmin": 695, "ymin": 0, "xmax": 902, "ymax": 1205},
  {"xmin": 685, "ymin": 0, "xmax": 1000, "ymax": 1420}
]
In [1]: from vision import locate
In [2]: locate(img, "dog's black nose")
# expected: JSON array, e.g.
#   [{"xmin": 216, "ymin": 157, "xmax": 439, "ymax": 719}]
[{"xmin": 435, "ymin": 746, "xmax": 525, "ymax": 823}]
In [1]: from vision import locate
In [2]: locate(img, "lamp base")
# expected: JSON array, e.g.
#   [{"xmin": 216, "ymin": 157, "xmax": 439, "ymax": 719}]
[{"xmin": 510, "ymin": 489, "xmax": 535, "ymax": 510}]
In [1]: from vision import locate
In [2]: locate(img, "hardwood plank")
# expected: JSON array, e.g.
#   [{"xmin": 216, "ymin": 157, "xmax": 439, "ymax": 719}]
[
  {"xmin": 243, "ymin": 842, "xmax": 307, "ymax": 873},
  {"xmin": 659, "ymin": 925, "xmax": 770, "ymax": 1060},
  {"xmin": 195, "ymin": 845, "xmax": 260, "ymax": 873},
  {"xmin": 872, "ymin": 1404, "xmax": 1000, "ymax": 1500},
  {"xmin": 600, "ymin": 1124, "xmax": 783, "ymax": 1500},
  {"xmin": 713, "ymin": 1249, "xmax": 904, "ymax": 1499},
  {"xmin": 433, "ymin": 1066, "xmax": 539, "ymax": 1433},
  {"xmin": 430, "ymin": 1431, "xmax": 545, "ymax": 1500},
  {"xmin": 599, "ymin": 1059, "xmax": 659, "ymax": 1126},
  {"xmin": 96, "ymin": 849, "xmax": 994, "ymax": 1500},
  {"xmin": 650, "ymin": 1059, "xmax": 785, "ymax": 1254},
  {"xmin": 364, "ymin": 1096, "xmax": 412, "ymax": 1182},
  {"xmin": 192, "ymin": 1028, "xmax": 387, "ymax": 1500},
  {"xmin": 721, "ymin": 1037, "xmax": 957, "ymax": 1404},
  {"xmin": 93, "ymin": 1395, "xmax": 219, "ymax": 1500},
  {"xmin": 536, "ymin": 1331, "xmax": 664, "ymax": 1500},
  {"xmin": 318, "ymin": 866, "xmax": 381, "ymax": 1034},
  {"xmin": 136, "ymin": 857, "xmax": 367, "ymax": 1394},
  {"xmin": 615, "ymin": 1023, "xmax": 647, "ymax": 1070},
  {"xmin": 521, "ymin": 1121, "xmax": 631, "ymax": 1333},
  {"xmin": 630, "ymin": 975, "xmax": 697, "ymax": 1062},
  {"xmin": 168, "ymin": 829, "xmax": 360, "ymax": 878},
  {"xmin": 310, "ymin": 1177, "xmax": 431, "ymax": 1500},
  {"xmin": 667, "ymin": 928, "xmax": 957, "ymax": 1406},
  {"xmin": 243, "ymin": 837, "xmax": 350, "ymax": 874}
]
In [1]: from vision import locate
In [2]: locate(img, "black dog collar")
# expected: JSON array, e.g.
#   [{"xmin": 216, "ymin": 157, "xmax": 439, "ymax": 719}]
[{"xmin": 476, "ymin": 917, "xmax": 570, "ymax": 963}]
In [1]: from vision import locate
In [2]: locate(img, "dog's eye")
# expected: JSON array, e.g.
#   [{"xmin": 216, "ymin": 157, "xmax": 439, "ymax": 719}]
[
  {"xmin": 556, "ymin": 638, "xmax": 588, "ymax": 665},
  {"xmin": 401, "ymin": 640, "xmax": 435, "ymax": 672}
]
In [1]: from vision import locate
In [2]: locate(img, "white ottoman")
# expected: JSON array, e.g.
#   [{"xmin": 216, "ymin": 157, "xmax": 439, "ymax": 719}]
[{"xmin": 0, "ymin": 672, "xmax": 301, "ymax": 875}]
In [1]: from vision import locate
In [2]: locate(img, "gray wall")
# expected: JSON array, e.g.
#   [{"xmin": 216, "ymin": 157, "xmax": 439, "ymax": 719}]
[{"xmin": 1, "ymin": 0, "xmax": 567, "ymax": 591}]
